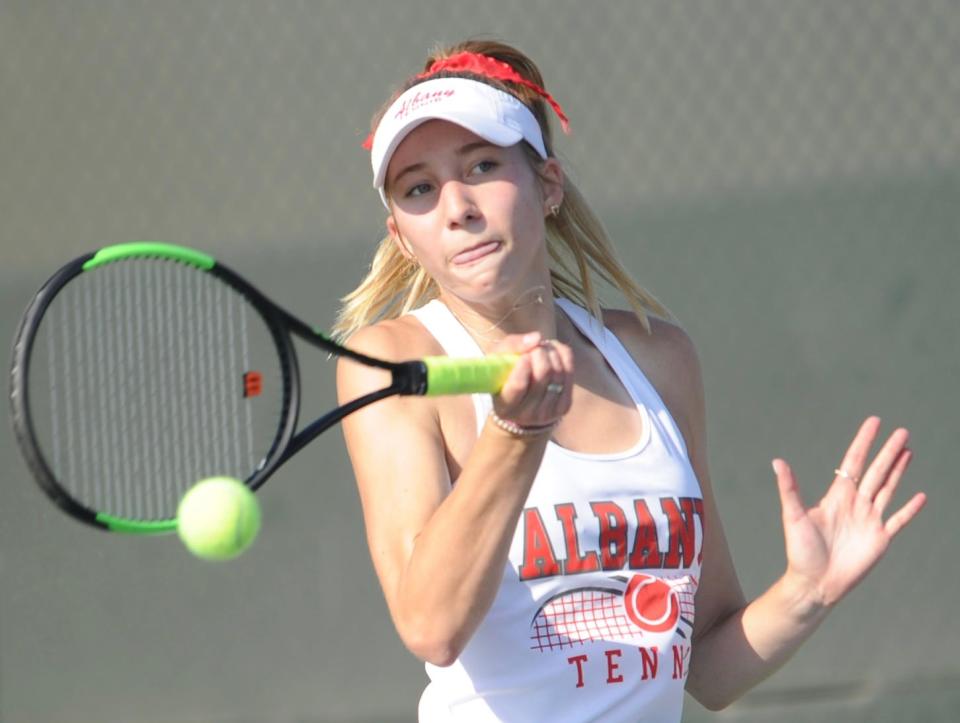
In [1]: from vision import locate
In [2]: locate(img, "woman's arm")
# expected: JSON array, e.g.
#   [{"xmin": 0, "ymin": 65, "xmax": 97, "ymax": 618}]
[
  {"xmin": 337, "ymin": 322, "xmax": 573, "ymax": 666},
  {"xmin": 675, "ymin": 328, "xmax": 815, "ymax": 709},
  {"xmin": 606, "ymin": 314, "xmax": 925, "ymax": 710}
]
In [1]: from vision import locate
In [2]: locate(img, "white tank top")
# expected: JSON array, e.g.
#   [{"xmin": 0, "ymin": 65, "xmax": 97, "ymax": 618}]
[{"xmin": 408, "ymin": 298, "xmax": 704, "ymax": 723}]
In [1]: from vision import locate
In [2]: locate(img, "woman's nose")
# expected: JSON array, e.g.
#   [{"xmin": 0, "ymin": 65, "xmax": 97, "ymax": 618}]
[{"xmin": 441, "ymin": 181, "xmax": 481, "ymax": 228}]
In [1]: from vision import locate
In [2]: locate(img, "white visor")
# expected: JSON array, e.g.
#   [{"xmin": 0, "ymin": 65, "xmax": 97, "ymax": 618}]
[{"xmin": 370, "ymin": 77, "xmax": 547, "ymax": 207}]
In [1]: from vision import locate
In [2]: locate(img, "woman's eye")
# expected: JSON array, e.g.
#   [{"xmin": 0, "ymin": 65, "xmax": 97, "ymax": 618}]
[
  {"xmin": 471, "ymin": 160, "xmax": 497, "ymax": 175},
  {"xmin": 406, "ymin": 182, "xmax": 433, "ymax": 198}
]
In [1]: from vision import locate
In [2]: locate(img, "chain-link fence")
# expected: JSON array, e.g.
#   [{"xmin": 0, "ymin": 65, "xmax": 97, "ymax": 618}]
[{"xmin": 2, "ymin": 1, "xmax": 957, "ymax": 263}]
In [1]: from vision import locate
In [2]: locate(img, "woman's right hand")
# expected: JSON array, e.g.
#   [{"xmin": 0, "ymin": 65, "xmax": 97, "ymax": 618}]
[{"xmin": 490, "ymin": 331, "xmax": 575, "ymax": 430}]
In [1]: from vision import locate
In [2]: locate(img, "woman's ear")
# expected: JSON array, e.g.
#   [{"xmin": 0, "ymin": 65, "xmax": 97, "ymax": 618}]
[
  {"xmin": 387, "ymin": 215, "xmax": 416, "ymax": 262},
  {"xmin": 540, "ymin": 158, "xmax": 565, "ymax": 215}
]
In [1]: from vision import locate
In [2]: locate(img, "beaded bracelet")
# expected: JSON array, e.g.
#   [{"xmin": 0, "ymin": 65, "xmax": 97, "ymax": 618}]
[{"xmin": 488, "ymin": 411, "xmax": 558, "ymax": 438}]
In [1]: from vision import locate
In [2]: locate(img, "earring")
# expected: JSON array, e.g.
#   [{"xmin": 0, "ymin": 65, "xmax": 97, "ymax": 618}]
[{"xmin": 549, "ymin": 204, "xmax": 561, "ymax": 217}]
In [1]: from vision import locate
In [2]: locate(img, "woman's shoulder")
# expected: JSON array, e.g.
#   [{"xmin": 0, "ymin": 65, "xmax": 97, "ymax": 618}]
[
  {"xmin": 600, "ymin": 308, "xmax": 705, "ymax": 438},
  {"xmin": 341, "ymin": 310, "xmax": 446, "ymax": 363},
  {"xmin": 600, "ymin": 308, "xmax": 701, "ymax": 374}
]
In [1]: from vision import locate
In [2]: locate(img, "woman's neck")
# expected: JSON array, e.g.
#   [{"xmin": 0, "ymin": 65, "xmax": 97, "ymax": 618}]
[{"xmin": 439, "ymin": 285, "xmax": 559, "ymax": 351}]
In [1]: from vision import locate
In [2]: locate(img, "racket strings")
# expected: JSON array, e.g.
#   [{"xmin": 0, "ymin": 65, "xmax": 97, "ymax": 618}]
[{"xmin": 33, "ymin": 258, "xmax": 284, "ymax": 522}]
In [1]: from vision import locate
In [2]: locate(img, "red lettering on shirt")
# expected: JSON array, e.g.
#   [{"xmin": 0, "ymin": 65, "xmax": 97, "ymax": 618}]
[
  {"xmin": 567, "ymin": 654, "xmax": 588, "ymax": 688},
  {"xmin": 605, "ymin": 648, "xmax": 624, "ymax": 683},
  {"xmin": 640, "ymin": 646, "xmax": 659, "ymax": 680},
  {"xmin": 519, "ymin": 508, "xmax": 562, "ymax": 580},
  {"xmin": 628, "ymin": 499, "xmax": 663, "ymax": 568},
  {"xmin": 672, "ymin": 644, "xmax": 690, "ymax": 679},
  {"xmin": 661, "ymin": 498, "xmax": 700, "ymax": 569},
  {"xmin": 556, "ymin": 503, "xmax": 600, "ymax": 575},
  {"xmin": 590, "ymin": 500, "xmax": 628, "ymax": 570}
]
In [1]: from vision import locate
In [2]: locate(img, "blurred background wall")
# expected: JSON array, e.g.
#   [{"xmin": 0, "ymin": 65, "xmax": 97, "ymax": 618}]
[{"xmin": 1, "ymin": 1, "xmax": 957, "ymax": 721}]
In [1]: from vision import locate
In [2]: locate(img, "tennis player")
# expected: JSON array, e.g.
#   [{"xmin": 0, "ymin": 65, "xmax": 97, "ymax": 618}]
[{"xmin": 335, "ymin": 40, "xmax": 926, "ymax": 722}]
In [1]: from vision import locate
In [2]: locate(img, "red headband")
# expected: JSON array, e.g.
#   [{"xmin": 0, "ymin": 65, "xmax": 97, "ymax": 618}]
[
  {"xmin": 362, "ymin": 51, "xmax": 570, "ymax": 150},
  {"xmin": 418, "ymin": 52, "xmax": 571, "ymax": 133}
]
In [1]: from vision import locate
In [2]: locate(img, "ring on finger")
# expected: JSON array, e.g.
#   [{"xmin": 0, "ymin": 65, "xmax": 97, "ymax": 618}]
[
  {"xmin": 834, "ymin": 467, "xmax": 860, "ymax": 483},
  {"xmin": 546, "ymin": 382, "xmax": 564, "ymax": 395}
]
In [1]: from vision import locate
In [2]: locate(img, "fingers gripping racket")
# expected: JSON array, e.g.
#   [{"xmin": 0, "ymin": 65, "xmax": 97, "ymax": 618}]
[{"xmin": 10, "ymin": 242, "xmax": 516, "ymax": 534}]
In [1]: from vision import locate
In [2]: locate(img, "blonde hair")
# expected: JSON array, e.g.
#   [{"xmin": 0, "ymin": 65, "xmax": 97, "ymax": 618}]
[{"xmin": 332, "ymin": 39, "xmax": 669, "ymax": 341}]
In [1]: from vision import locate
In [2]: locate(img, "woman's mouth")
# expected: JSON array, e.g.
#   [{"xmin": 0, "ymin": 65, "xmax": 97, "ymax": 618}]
[{"xmin": 451, "ymin": 240, "xmax": 502, "ymax": 266}]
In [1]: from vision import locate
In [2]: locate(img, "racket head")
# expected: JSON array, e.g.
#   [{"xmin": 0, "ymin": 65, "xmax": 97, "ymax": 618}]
[{"xmin": 9, "ymin": 242, "xmax": 300, "ymax": 533}]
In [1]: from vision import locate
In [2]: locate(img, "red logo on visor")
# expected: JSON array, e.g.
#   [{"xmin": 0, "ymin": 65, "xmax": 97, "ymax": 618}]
[{"xmin": 393, "ymin": 89, "xmax": 456, "ymax": 120}]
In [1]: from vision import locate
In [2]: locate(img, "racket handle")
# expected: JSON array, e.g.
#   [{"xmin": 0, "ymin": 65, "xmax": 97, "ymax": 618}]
[{"xmin": 422, "ymin": 354, "xmax": 519, "ymax": 396}]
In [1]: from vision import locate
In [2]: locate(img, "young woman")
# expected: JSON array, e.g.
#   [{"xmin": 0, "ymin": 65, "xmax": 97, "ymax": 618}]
[{"xmin": 335, "ymin": 40, "xmax": 926, "ymax": 722}]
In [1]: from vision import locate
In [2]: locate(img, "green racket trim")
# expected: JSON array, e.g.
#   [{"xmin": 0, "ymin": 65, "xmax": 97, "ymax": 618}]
[
  {"xmin": 96, "ymin": 513, "xmax": 178, "ymax": 535},
  {"xmin": 82, "ymin": 242, "xmax": 216, "ymax": 271},
  {"xmin": 422, "ymin": 354, "xmax": 518, "ymax": 396}
]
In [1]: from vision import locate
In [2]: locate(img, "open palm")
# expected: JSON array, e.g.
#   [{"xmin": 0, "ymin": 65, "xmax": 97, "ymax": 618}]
[{"xmin": 772, "ymin": 417, "xmax": 926, "ymax": 607}]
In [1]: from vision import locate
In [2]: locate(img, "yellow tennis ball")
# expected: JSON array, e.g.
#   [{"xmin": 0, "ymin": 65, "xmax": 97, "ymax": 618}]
[{"xmin": 177, "ymin": 477, "xmax": 261, "ymax": 560}]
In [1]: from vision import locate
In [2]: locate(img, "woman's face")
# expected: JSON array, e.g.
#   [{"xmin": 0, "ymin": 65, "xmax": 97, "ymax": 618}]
[{"xmin": 385, "ymin": 120, "xmax": 562, "ymax": 307}]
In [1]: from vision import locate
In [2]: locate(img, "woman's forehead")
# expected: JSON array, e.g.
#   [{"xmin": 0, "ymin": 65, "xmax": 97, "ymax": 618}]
[{"xmin": 389, "ymin": 121, "xmax": 486, "ymax": 167}]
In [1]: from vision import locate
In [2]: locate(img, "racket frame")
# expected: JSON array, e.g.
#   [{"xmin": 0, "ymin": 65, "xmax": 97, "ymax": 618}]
[{"xmin": 9, "ymin": 243, "xmax": 435, "ymax": 533}]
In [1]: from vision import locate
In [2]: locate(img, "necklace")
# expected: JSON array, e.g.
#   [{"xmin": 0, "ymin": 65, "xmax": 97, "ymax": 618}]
[{"xmin": 445, "ymin": 285, "xmax": 549, "ymax": 340}]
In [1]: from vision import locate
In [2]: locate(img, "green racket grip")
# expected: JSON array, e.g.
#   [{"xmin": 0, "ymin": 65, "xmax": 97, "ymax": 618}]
[{"xmin": 422, "ymin": 354, "xmax": 519, "ymax": 396}]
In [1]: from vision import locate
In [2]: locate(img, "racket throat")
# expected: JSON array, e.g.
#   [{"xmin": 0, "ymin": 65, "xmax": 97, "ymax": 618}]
[{"xmin": 392, "ymin": 361, "xmax": 429, "ymax": 396}]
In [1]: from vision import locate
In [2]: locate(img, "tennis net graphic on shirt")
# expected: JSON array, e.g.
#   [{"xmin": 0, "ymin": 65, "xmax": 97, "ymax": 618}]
[{"xmin": 529, "ymin": 573, "xmax": 697, "ymax": 652}]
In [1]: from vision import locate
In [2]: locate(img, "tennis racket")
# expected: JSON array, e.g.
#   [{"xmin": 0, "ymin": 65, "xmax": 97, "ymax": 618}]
[{"xmin": 9, "ymin": 242, "xmax": 516, "ymax": 535}]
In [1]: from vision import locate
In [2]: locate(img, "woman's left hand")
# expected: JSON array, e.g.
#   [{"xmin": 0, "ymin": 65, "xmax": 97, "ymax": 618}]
[{"xmin": 772, "ymin": 416, "xmax": 927, "ymax": 610}]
